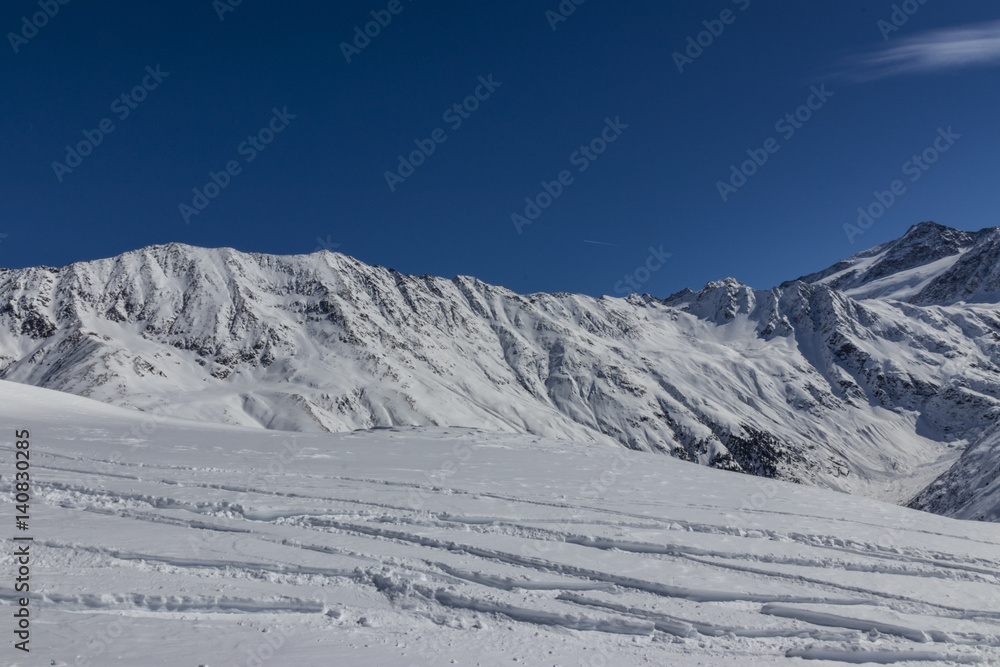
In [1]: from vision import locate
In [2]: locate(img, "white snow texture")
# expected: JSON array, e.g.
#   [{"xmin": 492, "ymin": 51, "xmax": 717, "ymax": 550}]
[{"xmin": 2, "ymin": 220, "xmax": 1000, "ymax": 664}]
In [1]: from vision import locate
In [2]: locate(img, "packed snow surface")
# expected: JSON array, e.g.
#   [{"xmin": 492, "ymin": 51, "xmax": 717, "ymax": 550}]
[{"xmin": 2, "ymin": 381, "xmax": 1000, "ymax": 666}]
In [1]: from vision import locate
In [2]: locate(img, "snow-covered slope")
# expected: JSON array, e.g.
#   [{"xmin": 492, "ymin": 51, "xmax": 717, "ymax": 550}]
[
  {"xmin": 909, "ymin": 422, "xmax": 1000, "ymax": 522},
  {"xmin": 3, "ymin": 223, "xmax": 1000, "ymax": 515},
  {"xmin": 2, "ymin": 380, "xmax": 1000, "ymax": 666},
  {"xmin": 792, "ymin": 221, "xmax": 1000, "ymax": 305},
  {"xmin": 789, "ymin": 221, "xmax": 1000, "ymax": 519}
]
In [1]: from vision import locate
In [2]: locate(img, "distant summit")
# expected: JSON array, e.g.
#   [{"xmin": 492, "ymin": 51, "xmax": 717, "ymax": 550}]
[{"xmin": 792, "ymin": 221, "xmax": 1000, "ymax": 304}]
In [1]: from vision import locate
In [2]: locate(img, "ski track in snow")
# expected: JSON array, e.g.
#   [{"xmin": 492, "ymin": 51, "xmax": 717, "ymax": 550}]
[{"xmin": 3, "ymin": 382, "xmax": 1000, "ymax": 665}]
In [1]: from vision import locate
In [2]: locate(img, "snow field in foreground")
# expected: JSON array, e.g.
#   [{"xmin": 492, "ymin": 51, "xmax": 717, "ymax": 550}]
[{"xmin": 1, "ymin": 381, "xmax": 1000, "ymax": 665}]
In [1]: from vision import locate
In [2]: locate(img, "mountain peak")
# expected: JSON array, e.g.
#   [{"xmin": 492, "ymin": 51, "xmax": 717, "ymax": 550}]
[
  {"xmin": 704, "ymin": 277, "xmax": 747, "ymax": 290},
  {"xmin": 792, "ymin": 221, "xmax": 1000, "ymax": 304},
  {"xmin": 903, "ymin": 220, "xmax": 949, "ymax": 236}
]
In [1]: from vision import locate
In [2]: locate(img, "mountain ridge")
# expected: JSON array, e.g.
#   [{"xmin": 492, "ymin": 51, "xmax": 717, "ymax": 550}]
[{"xmin": 3, "ymin": 222, "xmax": 1000, "ymax": 519}]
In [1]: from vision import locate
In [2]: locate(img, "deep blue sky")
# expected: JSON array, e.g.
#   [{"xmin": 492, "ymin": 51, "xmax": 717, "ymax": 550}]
[{"xmin": 2, "ymin": 1, "xmax": 998, "ymax": 297}]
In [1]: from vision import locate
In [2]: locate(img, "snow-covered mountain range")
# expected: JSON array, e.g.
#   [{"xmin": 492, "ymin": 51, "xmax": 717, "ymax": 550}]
[{"xmin": 2, "ymin": 221, "xmax": 1000, "ymax": 519}]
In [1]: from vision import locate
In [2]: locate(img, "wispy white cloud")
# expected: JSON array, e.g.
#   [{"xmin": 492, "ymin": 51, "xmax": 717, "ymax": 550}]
[
  {"xmin": 583, "ymin": 240, "xmax": 619, "ymax": 247},
  {"xmin": 839, "ymin": 19, "xmax": 1000, "ymax": 81}
]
